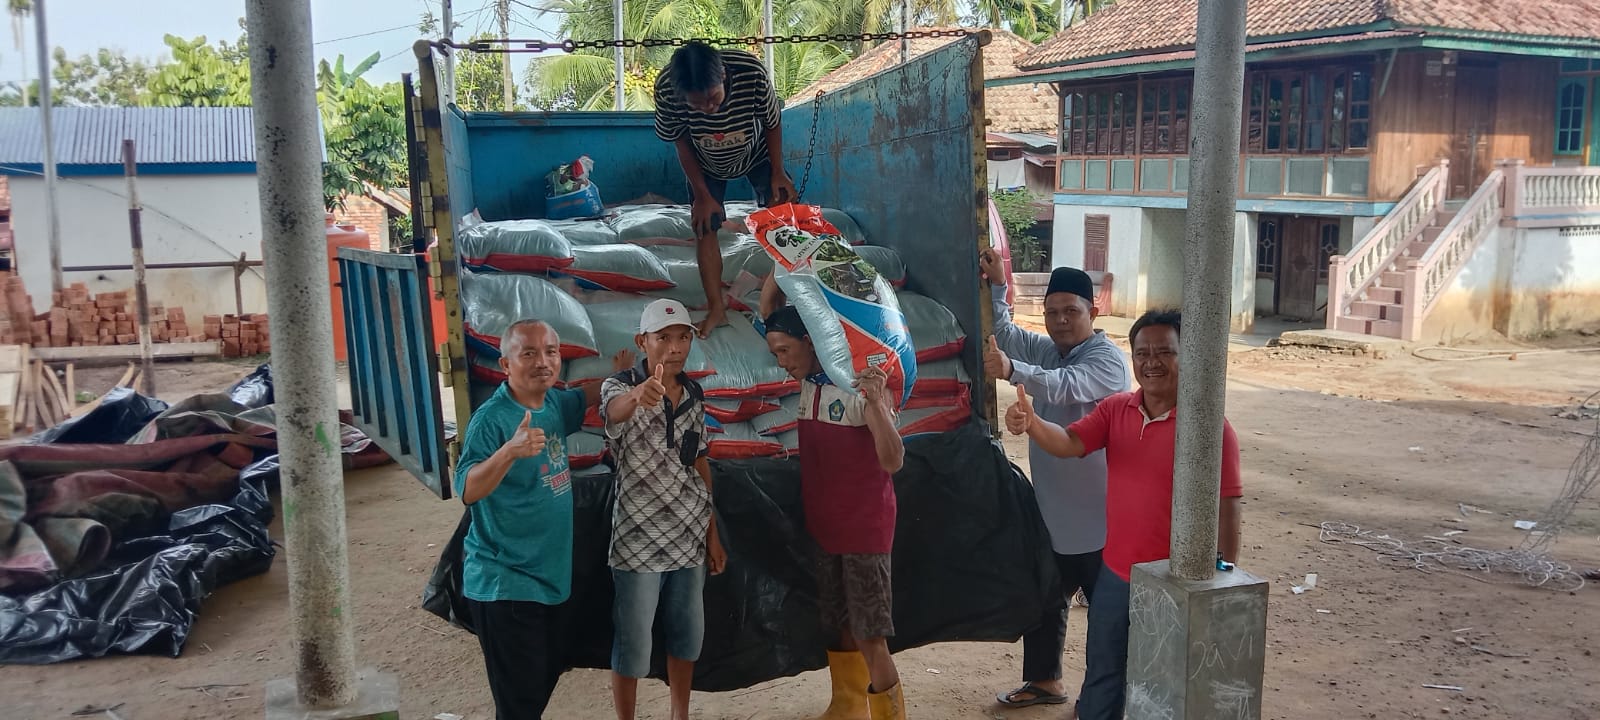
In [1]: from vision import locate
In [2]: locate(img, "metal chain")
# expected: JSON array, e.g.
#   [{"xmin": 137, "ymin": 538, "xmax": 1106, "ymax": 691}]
[
  {"xmin": 448, "ymin": 29, "xmax": 971, "ymax": 54},
  {"xmin": 796, "ymin": 90, "xmax": 822, "ymax": 201}
]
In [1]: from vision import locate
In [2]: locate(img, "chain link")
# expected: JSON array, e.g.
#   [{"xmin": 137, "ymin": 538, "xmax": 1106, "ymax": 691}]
[
  {"xmin": 796, "ymin": 90, "xmax": 822, "ymax": 202},
  {"xmin": 452, "ymin": 29, "xmax": 970, "ymax": 54}
]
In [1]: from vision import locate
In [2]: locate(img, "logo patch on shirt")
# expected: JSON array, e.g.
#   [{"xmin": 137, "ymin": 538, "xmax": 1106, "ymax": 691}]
[
  {"xmin": 828, "ymin": 398, "xmax": 846, "ymax": 422},
  {"xmin": 545, "ymin": 468, "xmax": 571, "ymax": 496},
  {"xmin": 696, "ymin": 129, "xmax": 749, "ymax": 151},
  {"xmin": 546, "ymin": 434, "xmax": 564, "ymax": 463}
]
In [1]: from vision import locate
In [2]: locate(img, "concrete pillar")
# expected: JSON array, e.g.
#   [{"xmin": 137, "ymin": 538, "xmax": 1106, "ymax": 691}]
[
  {"xmin": 243, "ymin": 0, "xmax": 399, "ymax": 717},
  {"xmin": 1126, "ymin": 561, "xmax": 1270, "ymax": 719}
]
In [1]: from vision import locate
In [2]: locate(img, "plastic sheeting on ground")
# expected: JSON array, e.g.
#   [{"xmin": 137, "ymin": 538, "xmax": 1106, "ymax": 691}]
[
  {"xmin": 461, "ymin": 268, "xmax": 600, "ymax": 359},
  {"xmin": 749, "ymin": 204, "xmax": 916, "ymax": 407},
  {"xmin": 421, "ymin": 423, "xmax": 1058, "ymax": 691},
  {"xmin": 0, "ymin": 393, "xmax": 392, "ymax": 664}
]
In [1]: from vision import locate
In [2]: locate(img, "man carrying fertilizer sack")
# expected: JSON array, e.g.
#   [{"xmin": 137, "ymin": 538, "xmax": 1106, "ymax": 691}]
[
  {"xmin": 978, "ymin": 252, "xmax": 1131, "ymax": 711},
  {"xmin": 655, "ymin": 41, "xmax": 796, "ymax": 337},
  {"xmin": 763, "ymin": 305, "xmax": 910, "ymax": 720},
  {"xmin": 600, "ymin": 299, "xmax": 727, "ymax": 720}
]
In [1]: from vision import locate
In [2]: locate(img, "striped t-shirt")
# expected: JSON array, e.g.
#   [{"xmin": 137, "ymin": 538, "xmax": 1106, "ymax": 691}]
[{"xmin": 654, "ymin": 50, "xmax": 782, "ymax": 180}]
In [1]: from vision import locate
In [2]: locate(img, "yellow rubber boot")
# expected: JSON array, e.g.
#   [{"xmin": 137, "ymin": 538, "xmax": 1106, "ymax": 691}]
[
  {"xmin": 867, "ymin": 681, "xmax": 906, "ymax": 720},
  {"xmin": 812, "ymin": 650, "xmax": 871, "ymax": 720}
]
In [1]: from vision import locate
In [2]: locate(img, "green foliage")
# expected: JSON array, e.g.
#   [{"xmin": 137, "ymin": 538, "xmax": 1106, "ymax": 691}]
[
  {"xmin": 317, "ymin": 53, "xmax": 406, "ymax": 210},
  {"xmin": 455, "ymin": 33, "xmax": 520, "ymax": 111},
  {"xmin": 966, "ymin": 0, "xmax": 1061, "ymax": 42},
  {"xmin": 147, "ymin": 32, "xmax": 251, "ymax": 107},
  {"xmin": 994, "ymin": 188, "xmax": 1046, "ymax": 272},
  {"xmin": 51, "ymin": 47, "xmax": 154, "ymax": 106}
]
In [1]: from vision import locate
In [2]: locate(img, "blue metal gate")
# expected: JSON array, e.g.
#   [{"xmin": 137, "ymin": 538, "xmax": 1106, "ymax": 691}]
[{"xmin": 337, "ymin": 247, "xmax": 451, "ymax": 498}]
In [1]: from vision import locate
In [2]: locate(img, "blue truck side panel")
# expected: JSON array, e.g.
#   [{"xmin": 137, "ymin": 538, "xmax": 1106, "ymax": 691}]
[{"xmin": 444, "ymin": 38, "xmax": 985, "ymax": 404}]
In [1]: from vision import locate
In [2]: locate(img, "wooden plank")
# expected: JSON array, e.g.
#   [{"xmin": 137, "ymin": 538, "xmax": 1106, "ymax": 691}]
[
  {"xmin": 30, "ymin": 341, "xmax": 221, "ymax": 363},
  {"xmin": 16, "ymin": 345, "xmax": 31, "ymax": 432},
  {"xmin": 0, "ymin": 372, "xmax": 17, "ymax": 439},
  {"xmin": 67, "ymin": 363, "xmax": 137, "ymax": 419},
  {"xmin": 41, "ymin": 364, "xmax": 69, "ymax": 418},
  {"xmin": 31, "ymin": 361, "xmax": 54, "ymax": 427},
  {"xmin": 0, "ymin": 345, "xmax": 22, "ymax": 373},
  {"xmin": 65, "ymin": 363, "xmax": 75, "ymax": 411}
]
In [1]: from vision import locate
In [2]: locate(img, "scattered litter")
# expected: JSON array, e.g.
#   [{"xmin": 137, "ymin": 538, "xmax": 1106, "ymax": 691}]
[
  {"xmin": 1458, "ymin": 503, "xmax": 1493, "ymax": 516},
  {"xmin": 1443, "ymin": 530, "xmax": 1466, "ymax": 537},
  {"xmin": 1409, "ymin": 446, "xmax": 1423, "ymax": 452},
  {"xmin": 1290, "ymin": 585, "xmax": 1306, "ymax": 595},
  {"xmin": 1253, "ymin": 431, "xmax": 1265, "ymax": 436},
  {"xmin": 926, "ymin": 668, "xmax": 942, "ymax": 675},
  {"xmin": 1471, "ymin": 645, "xmax": 1530, "ymax": 659},
  {"xmin": 1453, "ymin": 635, "xmax": 1469, "ymax": 645},
  {"xmin": 1315, "ymin": 609, "xmax": 1332, "ymax": 614},
  {"xmin": 1422, "ymin": 684, "xmax": 1464, "ymax": 692},
  {"xmin": 1514, "ymin": 520, "xmax": 1538, "ymax": 531},
  {"xmin": 435, "ymin": 714, "xmax": 465, "ymax": 720},
  {"xmin": 1452, "ymin": 627, "xmax": 1473, "ymax": 633},
  {"xmin": 414, "ymin": 623, "xmax": 450, "ymax": 637},
  {"xmin": 427, "ymin": 543, "xmax": 438, "ymax": 549},
  {"xmin": 1302, "ymin": 573, "xmax": 1319, "ymax": 589}
]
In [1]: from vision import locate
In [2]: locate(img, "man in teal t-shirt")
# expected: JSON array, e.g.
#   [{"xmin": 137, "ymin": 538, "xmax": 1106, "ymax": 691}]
[{"xmin": 454, "ymin": 319, "xmax": 588, "ymax": 720}]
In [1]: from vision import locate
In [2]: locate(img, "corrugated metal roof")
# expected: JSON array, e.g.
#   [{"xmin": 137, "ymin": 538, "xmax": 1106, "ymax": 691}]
[
  {"xmin": 990, "ymin": 131, "xmax": 1057, "ymax": 148},
  {"xmin": 0, "ymin": 107, "xmax": 259, "ymax": 168}
]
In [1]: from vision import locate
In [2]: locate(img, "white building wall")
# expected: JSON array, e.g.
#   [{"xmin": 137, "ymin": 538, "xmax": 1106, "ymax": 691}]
[
  {"xmin": 1423, "ymin": 225, "xmax": 1600, "ymax": 341},
  {"xmin": 9, "ymin": 174, "xmax": 268, "ymax": 318},
  {"xmin": 1051, "ymin": 204, "xmax": 1146, "ymax": 316}
]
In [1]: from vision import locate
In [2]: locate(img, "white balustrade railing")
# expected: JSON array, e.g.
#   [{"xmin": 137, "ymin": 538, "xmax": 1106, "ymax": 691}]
[
  {"xmin": 1325, "ymin": 160, "xmax": 1449, "ymax": 329},
  {"xmin": 1399, "ymin": 170, "xmax": 1505, "ymax": 340}
]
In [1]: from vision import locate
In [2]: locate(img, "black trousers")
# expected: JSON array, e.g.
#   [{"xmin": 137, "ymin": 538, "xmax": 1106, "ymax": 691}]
[
  {"xmin": 1020, "ymin": 549, "xmax": 1104, "ymax": 682},
  {"xmin": 1077, "ymin": 565, "xmax": 1130, "ymax": 720},
  {"xmin": 468, "ymin": 598, "xmax": 571, "ymax": 720}
]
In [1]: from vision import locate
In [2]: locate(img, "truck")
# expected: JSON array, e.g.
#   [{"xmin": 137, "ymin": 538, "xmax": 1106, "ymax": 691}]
[{"xmin": 335, "ymin": 32, "xmax": 1052, "ymax": 690}]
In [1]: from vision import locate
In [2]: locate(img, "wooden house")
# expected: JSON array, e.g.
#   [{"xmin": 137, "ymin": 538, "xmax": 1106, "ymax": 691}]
[{"xmin": 992, "ymin": 0, "xmax": 1600, "ymax": 340}]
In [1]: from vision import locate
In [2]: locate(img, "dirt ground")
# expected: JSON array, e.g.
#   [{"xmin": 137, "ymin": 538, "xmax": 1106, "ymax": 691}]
[{"xmin": 5, "ymin": 338, "xmax": 1600, "ymax": 720}]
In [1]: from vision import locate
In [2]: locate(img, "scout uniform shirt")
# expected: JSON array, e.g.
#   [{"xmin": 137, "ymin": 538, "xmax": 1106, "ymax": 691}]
[{"xmin": 453, "ymin": 382, "xmax": 585, "ymax": 604}]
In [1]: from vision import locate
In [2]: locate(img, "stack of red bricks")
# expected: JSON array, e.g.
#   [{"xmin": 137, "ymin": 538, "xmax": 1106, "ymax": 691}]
[
  {"xmin": 204, "ymin": 313, "xmax": 271, "ymax": 357},
  {"xmin": 0, "ymin": 278, "xmax": 271, "ymax": 354}
]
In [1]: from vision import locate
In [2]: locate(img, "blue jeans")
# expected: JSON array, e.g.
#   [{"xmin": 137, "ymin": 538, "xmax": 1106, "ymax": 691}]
[
  {"xmin": 1077, "ymin": 565, "xmax": 1130, "ymax": 720},
  {"xmin": 610, "ymin": 565, "xmax": 707, "ymax": 678}
]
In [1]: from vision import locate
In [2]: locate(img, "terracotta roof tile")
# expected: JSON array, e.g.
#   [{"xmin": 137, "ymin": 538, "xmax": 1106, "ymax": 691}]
[
  {"xmin": 789, "ymin": 28, "xmax": 1058, "ymax": 134},
  {"xmin": 1020, "ymin": 0, "xmax": 1600, "ymax": 70}
]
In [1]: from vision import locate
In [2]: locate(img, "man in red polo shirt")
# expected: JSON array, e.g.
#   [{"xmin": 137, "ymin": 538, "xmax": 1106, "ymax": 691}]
[
  {"xmin": 764, "ymin": 305, "xmax": 908, "ymax": 720},
  {"xmin": 1004, "ymin": 309, "xmax": 1242, "ymax": 720}
]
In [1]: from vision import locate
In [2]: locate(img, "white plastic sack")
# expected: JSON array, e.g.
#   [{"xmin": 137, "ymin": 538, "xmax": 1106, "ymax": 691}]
[
  {"xmin": 854, "ymin": 246, "xmax": 906, "ymax": 287},
  {"xmin": 749, "ymin": 204, "xmax": 917, "ymax": 407},
  {"xmin": 460, "ymin": 268, "xmax": 599, "ymax": 359},
  {"xmin": 547, "ymin": 219, "xmax": 620, "ymax": 246},
  {"xmin": 897, "ymin": 290, "xmax": 966, "ymax": 362},
  {"xmin": 706, "ymin": 421, "xmax": 785, "ymax": 459},
  {"xmin": 458, "ymin": 219, "xmax": 575, "ymax": 273},
  {"xmin": 581, "ymin": 298, "xmax": 715, "ymax": 379},
  {"xmin": 909, "ymin": 357, "xmax": 971, "ymax": 401},
  {"xmin": 612, "ymin": 206, "xmax": 696, "ymax": 245},
  {"xmin": 822, "ymin": 208, "xmax": 867, "ymax": 245},
  {"xmin": 568, "ymin": 431, "xmax": 609, "ymax": 469},
  {"xmin": 698, "ymin": 312, "xmax": 798, "ymax": 399},
  {"xmin": 751, "ymin": 395, "xmax": 800, "ymax": 437},
  {"xmin": 559, "ymin": 244, "xmax": 677, "ymax": 292}
]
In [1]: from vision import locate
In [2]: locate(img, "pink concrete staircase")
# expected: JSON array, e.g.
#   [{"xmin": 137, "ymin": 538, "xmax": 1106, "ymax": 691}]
[{"xmin": 1336, "ymin": 207, "xmax": 1456, "ymax": 338}]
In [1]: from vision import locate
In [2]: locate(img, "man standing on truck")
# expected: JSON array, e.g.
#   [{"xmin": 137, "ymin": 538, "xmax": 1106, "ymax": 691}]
[
  {"xmin": 1003, "ymin": 310, "xmax": 1243, "ymax": 720},
  {"xmin": 978, "ymin": 253, "xmax": 1130, "ymax": 710},
  {"xmin": 764, "ymin": 305, "xmax": 908, "ymax": 720},
  {"xmin": 655, "ymin": 41, "xmax": 796, "ymax": 338},
  {"xmin": 454, "ymin": 320, "xmax": 621, "ymax": 720}
]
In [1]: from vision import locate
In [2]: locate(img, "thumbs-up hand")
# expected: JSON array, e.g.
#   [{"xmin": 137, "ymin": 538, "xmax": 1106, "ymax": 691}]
[
  {"xmin": 1005, "ymin": 384, "xmax": 1035, "ymax": 436},
  {"xmin": 984, "ymin": 335, "xmax": 1013, "ymax": 381},
  {"xmin": 504, "ymin": 410, "xmax": 548, "ymax": 458},
  {"xmin": 636, "ymin": 363, "xmax": 667, "ymax": 406}
]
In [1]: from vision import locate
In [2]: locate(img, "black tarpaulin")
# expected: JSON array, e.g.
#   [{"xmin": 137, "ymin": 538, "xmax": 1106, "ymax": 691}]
[{"xmin": 423, "ymin": 423, "xmax": 1059, "ymax": 691}]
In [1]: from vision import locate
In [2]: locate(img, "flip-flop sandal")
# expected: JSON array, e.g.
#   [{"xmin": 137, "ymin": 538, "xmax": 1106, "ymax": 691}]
[{"xmin": 996, "ymin": 683, "xmax": 1070, "ymax": 708}]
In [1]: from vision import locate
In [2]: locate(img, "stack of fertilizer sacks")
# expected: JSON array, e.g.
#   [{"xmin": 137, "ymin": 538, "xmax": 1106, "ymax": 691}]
[{"xmin": 457, "ymin": 203, "xmax": 972, "ymax": 472}]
